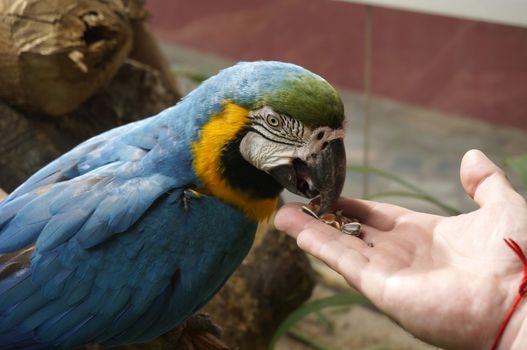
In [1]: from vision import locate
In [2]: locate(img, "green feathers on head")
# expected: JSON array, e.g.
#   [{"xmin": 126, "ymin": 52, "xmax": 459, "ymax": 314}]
[
  {"xmin": 201, "ymin": 61, "xmax": 344, "ymax": 129},
  {"xmin": 257, "ymin": 72, "xmax": 344, "ymax": 129}
]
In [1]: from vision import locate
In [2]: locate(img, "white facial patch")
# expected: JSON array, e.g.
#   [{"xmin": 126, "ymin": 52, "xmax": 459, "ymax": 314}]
[
  {"xmin": 239, "ymin": 107, "xmax": 345, "ymax": 173},
  {"xmin": 240, "ymin": 132, "xmax": 297, "ymax": 172}
]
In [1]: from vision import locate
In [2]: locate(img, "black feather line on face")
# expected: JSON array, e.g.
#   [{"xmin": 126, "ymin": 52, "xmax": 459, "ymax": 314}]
[
  {"xmin": 220, "ymin": 127, "xmax": 283, "ymax": 200},
  {"xmin": 247, "ymin": 125, "xmax": 299, "ymax": 147}
]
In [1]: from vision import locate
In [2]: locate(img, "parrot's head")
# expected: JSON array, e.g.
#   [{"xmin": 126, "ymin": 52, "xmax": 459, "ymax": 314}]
[{"xmin": 191, "ymin": 61, "xmax": 346, "ymax": 221}]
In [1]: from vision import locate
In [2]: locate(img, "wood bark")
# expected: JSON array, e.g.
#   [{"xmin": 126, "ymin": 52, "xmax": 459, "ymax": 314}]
[{"xmin": 129, "ymin": 20, "xmax": 181, "ymax": 100}]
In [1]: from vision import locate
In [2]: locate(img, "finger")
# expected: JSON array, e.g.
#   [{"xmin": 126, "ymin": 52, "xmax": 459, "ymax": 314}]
[
  {"xmin": 460, "ymin": 149, "xmax": 525, "ymax": 206},
  {"xmin": 274, "ymin": 202, "xmax": 318, "ymax": 239},
  {"xmin": 296, "ymin": 226, "xmax": 369, "ymax": 286}
]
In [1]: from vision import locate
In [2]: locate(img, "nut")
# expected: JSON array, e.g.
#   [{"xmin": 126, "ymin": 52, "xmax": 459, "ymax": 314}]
[
  {"xmin": 302, "ymin": 204, "xmax": 362, "ymax": 237},
  {"xmin": 342, "ymin": 222, "xmax": 362, "ymax": 236}
]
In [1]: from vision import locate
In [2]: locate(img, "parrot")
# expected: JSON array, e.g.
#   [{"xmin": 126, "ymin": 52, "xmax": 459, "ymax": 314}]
[{"xmin": 0, "ymin": 61, "xmax": 346, "ymax": 349}]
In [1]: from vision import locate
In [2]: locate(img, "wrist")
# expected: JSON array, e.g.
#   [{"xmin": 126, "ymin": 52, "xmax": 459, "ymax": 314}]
[
  {"xmin": 487, "ymin": 237, "xmax": 527, "ymax": 350},
  {"xmin": 495, "ymin": 289, "xmax": 527, "ymax": 350}
]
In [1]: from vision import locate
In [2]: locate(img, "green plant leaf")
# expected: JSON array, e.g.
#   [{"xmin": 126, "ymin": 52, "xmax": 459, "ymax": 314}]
[
  {"xmin": 314, "ymin": 310, "xmax": 335, "ymax": 332},
  {"xmin": 504, "ymin": 154, "xmax": 527, "ymax": 189},
  {"xmin": 348, "ymin": 165, "xmax": 461, "ymax": 215},
  {"xmin": 269, "ymin": 292, "xmax": 375, "ymax": 350}
]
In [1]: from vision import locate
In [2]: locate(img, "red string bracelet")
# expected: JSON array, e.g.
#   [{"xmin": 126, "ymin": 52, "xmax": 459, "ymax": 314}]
[{"xmin": 490, "ymin": 238, "xmax": 527, "ymax": 350}]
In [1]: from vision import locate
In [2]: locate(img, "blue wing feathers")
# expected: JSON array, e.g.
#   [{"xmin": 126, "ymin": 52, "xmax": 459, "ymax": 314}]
[
  {"xmin": 19, "ymin": 300, "xmax": 68, "ymax": 332},
  {"xmin": 103, "ymin": 286, "xmax": 172, "ymax": 345},
  {"xmin": 47, "ymin": 181, "xmax": 101, "ymax": 214},
  {"xmin": 0, "ymin": 194, "xmax": 53, "ymax": 251},
  {"xmin": 73, "ymin": 216, "xmax": 110, "ymax": 250},
  {"xmin": 31, "ymin": 251, "xmax": 62, "ymax": 288},
  {"xmin": 0, "ymin": 293, "xmax": 49, "ymax": 333},
  {"xmin": 0, "ymin": 101, "xmax": 258, "ymax": 347},
  {"xmin": 59, "ymin": 316, "xmax": 108, "ymax": 348},
  {"xmin": 35, "ymin": 308, "xmax": 82, "ymax": 342},
  {"xmin": 8, "ymin": 135, "xmax": 107, "ymax": 200},
  {"xmin": 0, "ymin": 180, "xmax": 255, "ymax": 348},
  {"xmin": 36, "ymin": 288, "xmax": 106, "ymax": 344},
  {"xmin": 0, "ymin": 225, "xmax": 41, "ymax": 255},
  {"xmin": 40, "ymin": 269, "xmax": 74, "ymax": 300},
  {"xmin": 0, "ymin": 269, "xmax": 32, "ymax": 307},
  {"xmin": 100, "ymin": 288, "xmax": 132, "ymax": 315},
  {"xmin": 0, "ymin": 329, "xmax": 54, "ymax": 349},
  {"xmin": 0, "ymin": 194, "xmax": 36, "ymax": 228},
  {"xmin": 63, "ymin": 280, "xmax": 92, "ymax": 307},
  {"xmin": 37, "ymin": 209, "xmax": 91, "ymax": 253},
  {"xmin": 50, "ymin": 315, "xmax": 92, "ymax": 346}
]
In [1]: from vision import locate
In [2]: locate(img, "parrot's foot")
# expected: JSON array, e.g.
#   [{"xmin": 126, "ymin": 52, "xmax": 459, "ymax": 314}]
[
  {"xmin": 182, "ymin": 188, "xmax": 203, "ymax": 211},
  {"xmin": 174, "ymin": 313, "xmax": 229, "ymax": 350},
  {"xmin": 185, "ymin": 312, "xmax": 223, "ymax": 339}
]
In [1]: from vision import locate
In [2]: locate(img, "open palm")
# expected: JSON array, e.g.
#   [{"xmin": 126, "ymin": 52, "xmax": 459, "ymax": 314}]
[{"xmin": 275, "ymin": 150, "xmax": 527, "ymax": 350}]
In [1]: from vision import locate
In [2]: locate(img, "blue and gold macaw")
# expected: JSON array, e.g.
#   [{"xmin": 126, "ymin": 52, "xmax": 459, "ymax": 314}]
[{"xmin": 0, "ymin": 61, "xmax": 346, "ymax": 349}]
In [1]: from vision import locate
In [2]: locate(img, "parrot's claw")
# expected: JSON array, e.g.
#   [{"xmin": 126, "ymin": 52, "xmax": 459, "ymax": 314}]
[{"xmin": 182, "ymin": 188, "xmax": 202, "ymax": 211}]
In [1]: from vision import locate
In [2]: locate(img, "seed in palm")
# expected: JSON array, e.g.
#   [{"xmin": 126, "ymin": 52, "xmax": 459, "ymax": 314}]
[{"xmin": 301, "ymin": 204, "xmax": 362, "ymax": 237}]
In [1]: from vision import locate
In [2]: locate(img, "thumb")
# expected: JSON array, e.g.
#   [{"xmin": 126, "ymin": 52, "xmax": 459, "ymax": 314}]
[{"xmin": 460, "ymin": 149, "xmax": 523, "ymax": 207}]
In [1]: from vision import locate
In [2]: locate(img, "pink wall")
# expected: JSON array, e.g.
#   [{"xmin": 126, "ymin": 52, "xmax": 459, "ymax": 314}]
[{"xmin": 147, "ymin": 0, "xmax": 527, "ymax": 131}]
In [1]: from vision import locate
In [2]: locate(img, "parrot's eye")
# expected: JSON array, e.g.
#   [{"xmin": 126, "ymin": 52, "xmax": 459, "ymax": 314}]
[{"xmin": 266, "ymin": 114, "xmax": 280, "ymax": 127}]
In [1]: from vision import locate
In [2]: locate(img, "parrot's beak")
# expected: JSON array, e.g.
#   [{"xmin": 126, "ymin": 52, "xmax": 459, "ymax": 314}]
[{"xmin": 270, "ymin": 139, "xmax": 346, "ymax": 214}]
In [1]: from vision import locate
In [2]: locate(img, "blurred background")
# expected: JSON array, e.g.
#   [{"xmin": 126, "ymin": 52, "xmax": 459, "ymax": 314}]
[
  {"xmin": 141, "ymin": 1, "xmax": 527, "ymax": 349},
  {"xmin": 1, "ymin": 1, "xmax": 526, "ymax": 349}
]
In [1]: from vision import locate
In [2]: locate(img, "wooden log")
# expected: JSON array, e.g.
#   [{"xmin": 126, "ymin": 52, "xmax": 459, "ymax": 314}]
[
  {"xmin": 114, "ymin": 0, "xmax": 182, "ymax": 99},
  {"xmin": 129, "ymin": 20, "xmax": 182, "ymax": 100},
  {"xmin": 0, "ymin": 100, "xmax": 63, "ymax": 192},
  {"xmin": 0, "ymin": 0, "xmax": 133, "ymax": 115},
  {"xmin": 58, "ymin": 59, "xmax": 179, "ymax": 142}
]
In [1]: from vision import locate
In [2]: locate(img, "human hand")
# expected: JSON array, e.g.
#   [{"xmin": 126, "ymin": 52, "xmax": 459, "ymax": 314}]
[{"xmin": 275, "ymin": 150, "xmax": 527, "ymax": 350}]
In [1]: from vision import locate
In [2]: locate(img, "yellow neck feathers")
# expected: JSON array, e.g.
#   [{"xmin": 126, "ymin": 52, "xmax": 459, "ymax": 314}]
[{"xmin": 192, "ymin": 103, "xmax": 278, "ymax": 222}]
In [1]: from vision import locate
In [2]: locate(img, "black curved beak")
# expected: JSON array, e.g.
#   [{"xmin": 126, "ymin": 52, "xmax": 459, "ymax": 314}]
[{"xmin": 269, "ymin": 139, "xmax": 346, "ymax": 214}]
